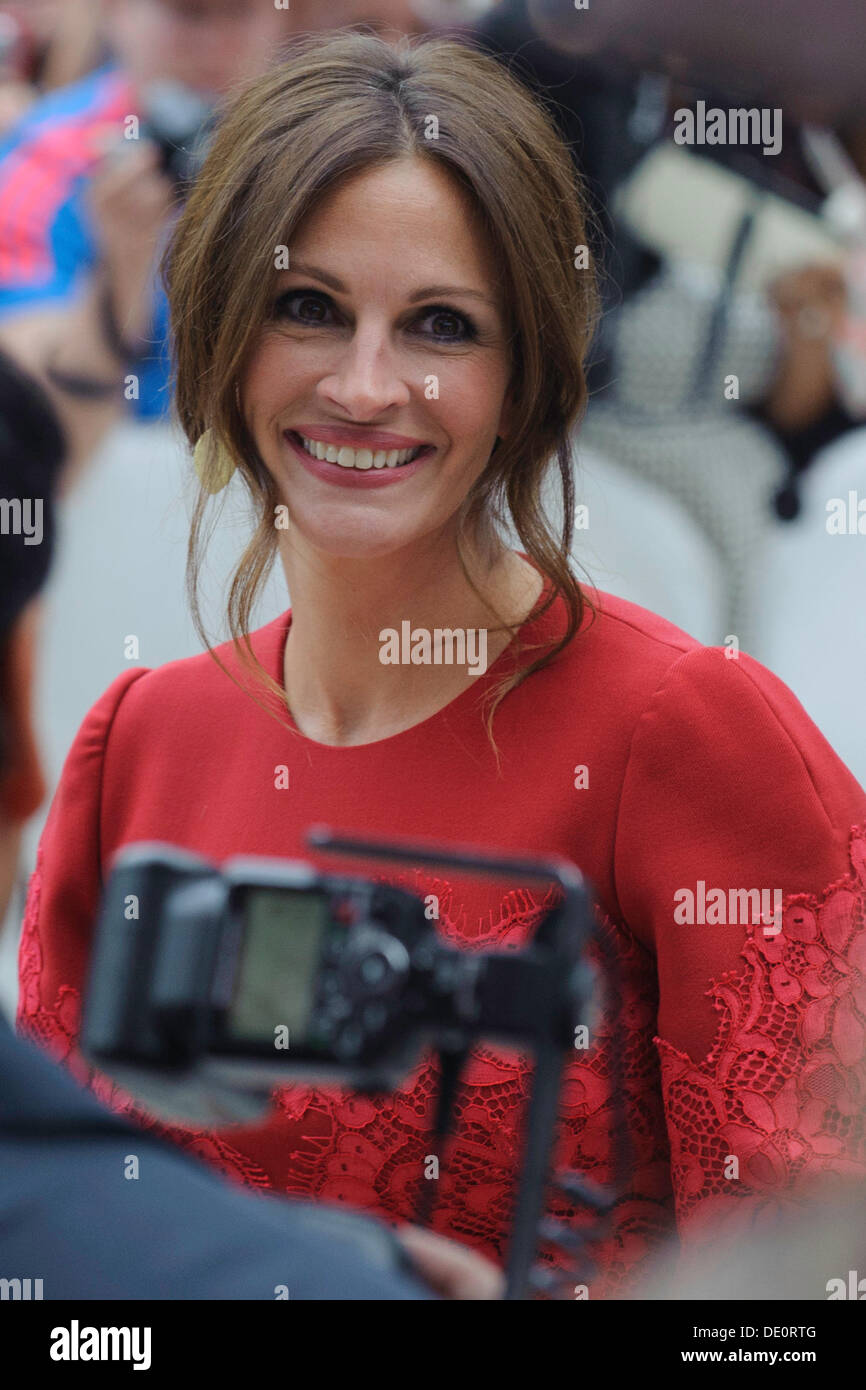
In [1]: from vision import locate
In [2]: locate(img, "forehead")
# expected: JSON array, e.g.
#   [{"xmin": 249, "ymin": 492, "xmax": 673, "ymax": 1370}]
[{"xmin": 291, "ymin": 158, "xmax": 498, "ymax": 277}]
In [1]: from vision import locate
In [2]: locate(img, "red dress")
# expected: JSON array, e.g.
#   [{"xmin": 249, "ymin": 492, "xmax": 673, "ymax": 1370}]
[{"xmin": 17, "ymin": 588, "xmax": 866, "ymax": 1295}]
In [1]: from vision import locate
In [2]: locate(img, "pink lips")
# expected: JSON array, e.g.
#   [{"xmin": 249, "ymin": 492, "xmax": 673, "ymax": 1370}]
[
  {"xmin": 292, "ymin": 424, "xmax": 428, "ymax": 450},
  {"xmin": 284, "ymin": 430, "xmax": 435, "ymax": 488}
]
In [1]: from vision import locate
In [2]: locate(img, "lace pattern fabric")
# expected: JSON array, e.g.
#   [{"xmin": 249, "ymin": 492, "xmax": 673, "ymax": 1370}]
[{"xmin": 656, "ymin": 826, "xmax": 866, "ymax": 1252}]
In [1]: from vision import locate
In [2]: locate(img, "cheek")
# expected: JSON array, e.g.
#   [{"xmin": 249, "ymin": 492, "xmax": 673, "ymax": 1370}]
[
  {"xmin": 243, "ymin": 340, "xmax": 307, "ymax": 413},
  {"xmin": 434, "ymin": 361, "xmax": 507, "ymax": 438}
]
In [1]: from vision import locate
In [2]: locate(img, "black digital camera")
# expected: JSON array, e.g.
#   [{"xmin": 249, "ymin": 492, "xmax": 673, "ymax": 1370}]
[{"xmin": 82, "ymin": 829, "xmax": 598, "ymax": 1119}]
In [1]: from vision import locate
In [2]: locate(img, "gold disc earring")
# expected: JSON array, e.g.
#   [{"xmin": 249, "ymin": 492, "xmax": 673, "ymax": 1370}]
[{"xmin": 193, "ymin": 428, "xmax": 236, "ymax": 494}]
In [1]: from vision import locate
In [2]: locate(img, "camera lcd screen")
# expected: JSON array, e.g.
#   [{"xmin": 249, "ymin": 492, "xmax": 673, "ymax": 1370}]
[{"xmin": 227, "ymin": 888, "xmax": 329, "ymax": 1044}]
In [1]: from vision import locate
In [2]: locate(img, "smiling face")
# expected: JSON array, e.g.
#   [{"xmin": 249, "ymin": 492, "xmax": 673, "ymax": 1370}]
[{"xmin": 240, "ymin": 156, "xmax": 514, "ymax": 562}]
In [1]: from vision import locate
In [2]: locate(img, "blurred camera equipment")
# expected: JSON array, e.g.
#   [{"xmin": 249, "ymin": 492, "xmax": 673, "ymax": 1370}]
[{"xmin": 138, "ymin": 79, "xmax": 218, "ymax": 189}]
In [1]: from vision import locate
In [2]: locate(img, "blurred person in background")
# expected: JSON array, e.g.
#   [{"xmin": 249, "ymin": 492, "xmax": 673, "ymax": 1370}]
[
  {"xmin": 0, "ymin": 0, "xmax": 287, "ymax": 483},
  {"xmin": 747, "ymin": 122, "xmax": 866, "ymax": 507}
]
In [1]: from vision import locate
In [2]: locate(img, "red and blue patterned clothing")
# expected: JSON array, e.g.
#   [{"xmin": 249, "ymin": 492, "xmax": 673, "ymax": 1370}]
[{"xmin": 0, "ymin": 61, "xmax": 171, "ymax": 419}]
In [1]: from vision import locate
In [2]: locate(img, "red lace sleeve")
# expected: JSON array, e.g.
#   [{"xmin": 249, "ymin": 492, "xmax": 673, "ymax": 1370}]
[{"xmin": 656, "ymin": 824, "xmax": 866, "ymax": 1249}]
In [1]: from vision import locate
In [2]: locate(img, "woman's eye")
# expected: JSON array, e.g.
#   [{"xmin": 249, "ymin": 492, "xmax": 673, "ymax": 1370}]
[
  {"xmin": 416, "ymin": 307, "xmax": 477, "ymax": 343},
  {"xmin": 273, "ymin": 290, "xmax": 334, "ymax": 325}
]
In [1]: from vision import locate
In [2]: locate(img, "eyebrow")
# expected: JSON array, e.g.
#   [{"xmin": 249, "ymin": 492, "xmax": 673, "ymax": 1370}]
[{"xmin": 285, "ymin": 260, "xmax": 500, "ymax": 310}]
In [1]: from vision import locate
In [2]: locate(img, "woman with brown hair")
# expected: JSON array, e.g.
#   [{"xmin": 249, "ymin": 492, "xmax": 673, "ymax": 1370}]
[{"xmin": 18, "ymin": 30, "xmax": 866, "ymax": 1297}]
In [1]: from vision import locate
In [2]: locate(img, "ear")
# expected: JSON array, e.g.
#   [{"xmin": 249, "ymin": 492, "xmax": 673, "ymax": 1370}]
[{"xmin": 0, "ymin": 601, "xmax": 46, "ymax": 824}]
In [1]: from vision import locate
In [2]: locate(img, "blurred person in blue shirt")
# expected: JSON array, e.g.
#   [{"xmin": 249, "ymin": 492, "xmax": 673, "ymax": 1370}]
[{"xmin": 0, "ymin": 0, "xmax": 288, "ymax": 479}]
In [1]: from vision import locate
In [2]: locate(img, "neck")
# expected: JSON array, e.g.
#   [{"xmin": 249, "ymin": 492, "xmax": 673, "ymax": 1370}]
[{"xmin": 278, "ymin": 528, "xmax": 543, "ymax": 746}]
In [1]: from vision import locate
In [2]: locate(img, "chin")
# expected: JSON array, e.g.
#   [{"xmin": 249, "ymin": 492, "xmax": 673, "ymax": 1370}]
[{"xmin": 290, "ymin": 520, "xmax": 420, "ymax": 562}]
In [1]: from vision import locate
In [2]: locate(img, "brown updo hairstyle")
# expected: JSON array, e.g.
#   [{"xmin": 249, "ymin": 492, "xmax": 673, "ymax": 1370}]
[{"xmin": 163, "ymin": 29, "xmax": 600, "ymax": 758}]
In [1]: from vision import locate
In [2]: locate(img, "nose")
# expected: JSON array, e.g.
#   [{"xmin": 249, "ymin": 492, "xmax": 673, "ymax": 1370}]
[{"xmin": 317, "ymin": 318, "xmax": 411, "ymax": 419}]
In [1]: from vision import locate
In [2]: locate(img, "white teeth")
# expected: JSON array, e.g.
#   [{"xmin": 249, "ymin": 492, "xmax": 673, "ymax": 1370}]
[{"xmin": 297, "ymin": 434, "xmax": 423, "ymax": 469}]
